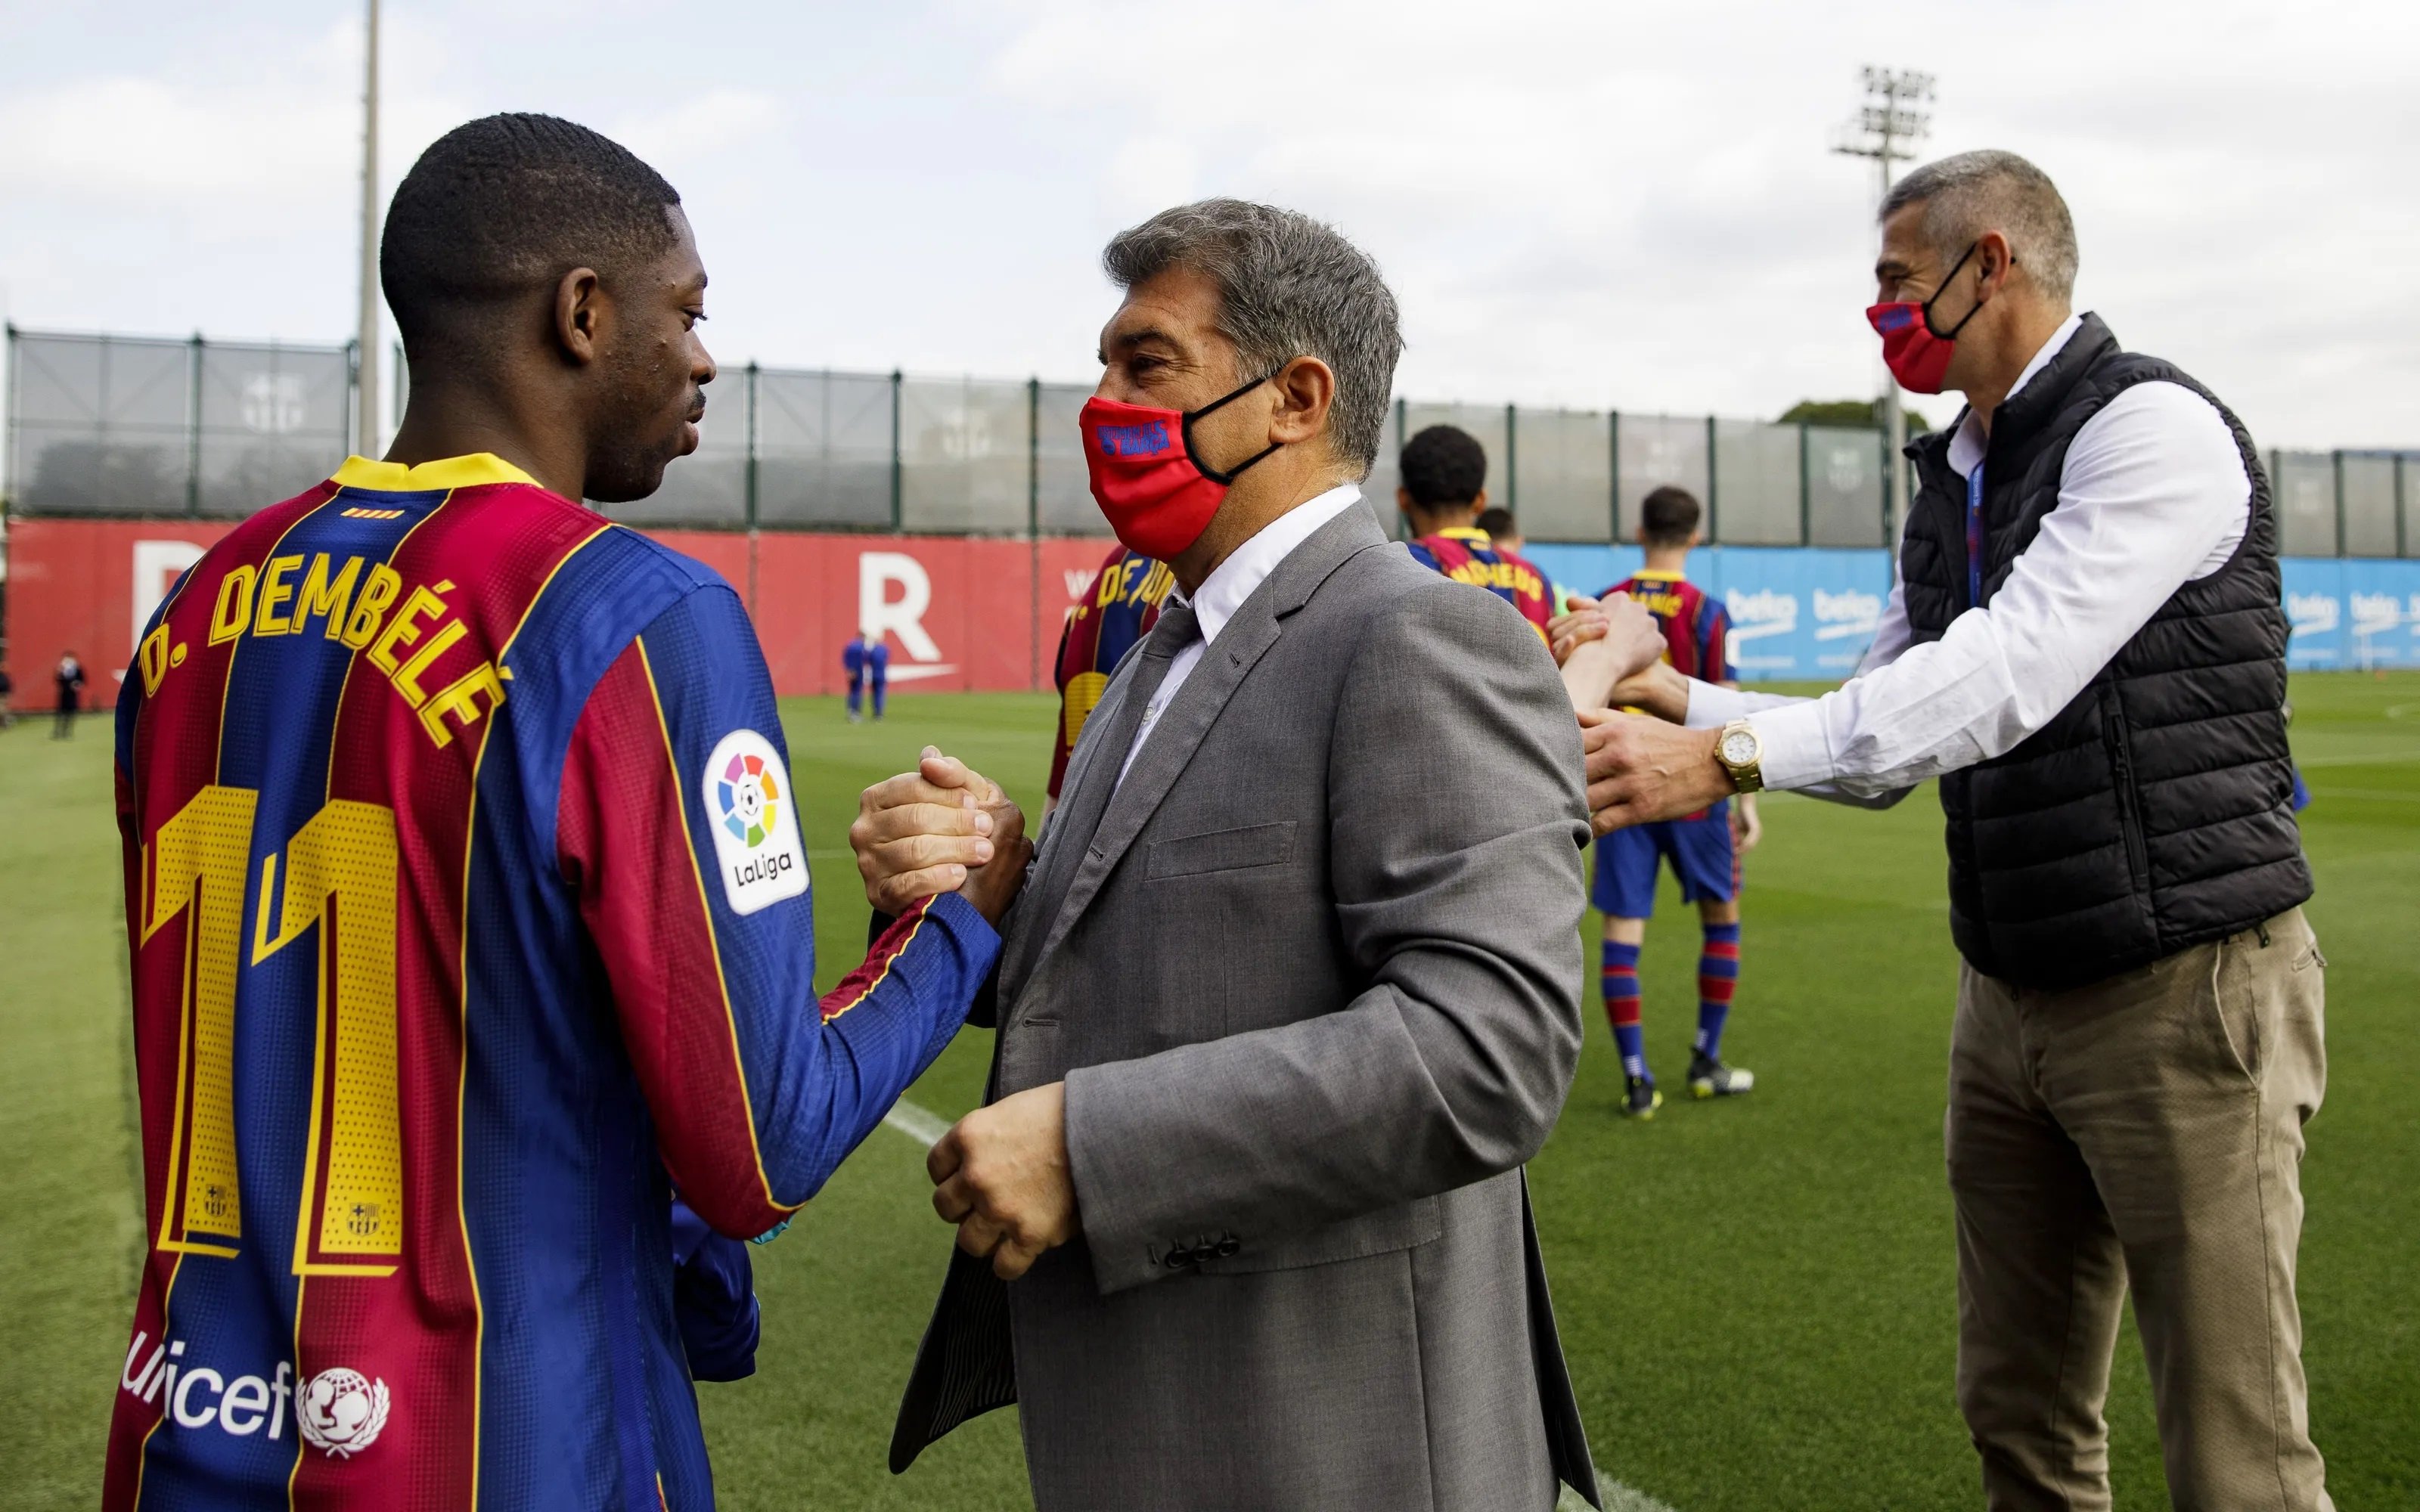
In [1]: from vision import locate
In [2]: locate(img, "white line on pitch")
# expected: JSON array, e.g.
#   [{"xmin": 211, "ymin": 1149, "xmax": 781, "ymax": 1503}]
[
  {"xmin": 880, "ymin": 1100, "xmax": 1677, "ymax": 1511},
  {"xmin": 1572, "ymin": 1481, "xmax": 1683, "ymax": 1512},
  {"xmin": 882, "ymin": 1098, "xmax": 954, "ymax": 1148}
]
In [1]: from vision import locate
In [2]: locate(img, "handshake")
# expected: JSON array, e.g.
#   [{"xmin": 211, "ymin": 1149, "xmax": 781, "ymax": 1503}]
[
  {"xmin": 1545, "ymin": 590, "xmax": 1745, "ymax": 835},
  {"xmin": 848, "ymin": 744, "xmax": 1035, "ymax": 925},
  {"xmin": 846, "ymin": 746, "xmax": 1075, "ymax": 1281}
]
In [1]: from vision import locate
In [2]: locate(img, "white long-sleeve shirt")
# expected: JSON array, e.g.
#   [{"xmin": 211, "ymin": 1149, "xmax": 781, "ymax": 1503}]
[{"xmin": 1684, "ymin": 314, "xmax": 2253, "ymax": 801}]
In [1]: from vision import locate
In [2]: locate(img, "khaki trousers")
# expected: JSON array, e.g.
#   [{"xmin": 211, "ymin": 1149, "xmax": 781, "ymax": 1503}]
[{"xmin": 1947, "ymin": 907, "xmax": 2330, "ymax": 1512}]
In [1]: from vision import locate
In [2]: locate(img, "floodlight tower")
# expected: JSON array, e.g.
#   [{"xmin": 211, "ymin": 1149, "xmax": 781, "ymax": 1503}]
[
  {"xmin": 1834, "ymin": 66, "xmax": 1933, "ymax": 538},
  {"xmin": 355, "ymin": 0, "xmax": 382, "ymax": 457}
]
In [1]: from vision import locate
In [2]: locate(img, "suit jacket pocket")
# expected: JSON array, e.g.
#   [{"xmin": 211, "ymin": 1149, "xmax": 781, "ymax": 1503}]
[
  {"xmin": 1196, "ymin": 1195, "xmax": 1441, "ymax": 1277},
  {"xmin": 1146, "ymin": 820, "xmax": 1296, "ymax": 880}
]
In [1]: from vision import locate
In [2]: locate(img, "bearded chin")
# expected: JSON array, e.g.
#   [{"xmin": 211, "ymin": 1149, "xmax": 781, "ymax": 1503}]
[
  {"xmin": 582, "ymin": 354, "xmax": 686, "ymax": 504},
  {"xmin": 582, "ymin": 431, "xmax": 674, "ymax": 505}
]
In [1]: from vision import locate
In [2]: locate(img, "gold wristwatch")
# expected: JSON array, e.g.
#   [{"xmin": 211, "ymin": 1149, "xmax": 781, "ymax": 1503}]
[{"xmin": 1715, "ymin": 719, "xmax": 1765, "ymax": 794}]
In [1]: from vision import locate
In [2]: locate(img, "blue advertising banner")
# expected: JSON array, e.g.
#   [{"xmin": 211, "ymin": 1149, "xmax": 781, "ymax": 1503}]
[
  {"xmin": 2280, "ymin": 558, "xmax": 2420, "ymax": 670},
  {"xmin": 1520, "ymin": 547, "xmax": 2420, "ymax": 682}
]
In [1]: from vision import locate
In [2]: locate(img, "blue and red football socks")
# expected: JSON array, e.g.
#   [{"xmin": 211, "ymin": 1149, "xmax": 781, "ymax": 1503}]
[
  {"xmin": 1602, "ymin": 937, "xmax": 1647, "ymax": 1080},
  {"xmin": 1695, "ymin": 921, "xmax": 1740, "ymax": 1058}
]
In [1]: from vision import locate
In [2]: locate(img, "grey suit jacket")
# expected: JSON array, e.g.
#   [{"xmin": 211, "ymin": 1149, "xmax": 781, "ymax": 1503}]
[{"xmin": 892, "ymin": 502, "xmax": 1599, "ymax": 1511}]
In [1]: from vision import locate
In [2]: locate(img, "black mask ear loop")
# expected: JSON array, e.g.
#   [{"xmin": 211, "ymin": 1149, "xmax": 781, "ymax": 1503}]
[
  {"xmin": 1920, "ymin": 241, "xmax": 2001, "ymax": 341},
  {"xmin": 1181, "ymin": 368, "xmax": 1289, "ymax": 485}
]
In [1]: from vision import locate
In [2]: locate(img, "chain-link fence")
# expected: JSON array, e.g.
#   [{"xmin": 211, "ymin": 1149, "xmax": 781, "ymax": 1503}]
[
  {"xmin": 5, "ymin": 329, "xmax": 355, "ymax": 519},
  {"xmin": 9, "ymin": 327, "xmax": 2415, "ymax": 557},
  {"xmin": 2264, "ymin": 448, "xmax": 2418, "ymax": 558}
]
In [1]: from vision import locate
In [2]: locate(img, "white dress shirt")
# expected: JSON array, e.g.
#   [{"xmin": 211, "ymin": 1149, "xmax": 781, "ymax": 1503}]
[
  {"xmin": 1117, "ymin": 482, "xmax": 1364, "ymax": 787},
  {"xmin": 1685, "ymin": 314, "xmax": 2254, "ymax": 801}
]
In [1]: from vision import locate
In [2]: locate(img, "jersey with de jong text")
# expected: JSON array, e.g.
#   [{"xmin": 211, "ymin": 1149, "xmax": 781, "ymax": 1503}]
[
  {"xmin": 1407, "ymin": 527, "xmax": 1554, "ymax": 640},
  {"xmin": 1050, "ymin": 544, "xmax": 1172, "ymax": 801},
  {"xmin": 107, "ymin": 453, "xmax": 997, "ymax": 1511}
]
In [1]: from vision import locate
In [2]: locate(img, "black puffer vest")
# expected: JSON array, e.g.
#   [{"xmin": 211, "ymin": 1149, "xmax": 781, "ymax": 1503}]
[{"xmin": 1900, "ymin": 314, "xmax": 2311, "ymax": 991}]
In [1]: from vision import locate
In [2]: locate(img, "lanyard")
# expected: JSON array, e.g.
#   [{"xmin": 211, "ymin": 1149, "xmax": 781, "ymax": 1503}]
[{"xmin": 1965, "ymin": 460, "xmax": 1986, "ymax": 607}]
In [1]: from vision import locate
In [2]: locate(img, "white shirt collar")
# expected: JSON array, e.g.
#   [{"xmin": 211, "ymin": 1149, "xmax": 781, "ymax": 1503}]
[
  {"xmin": 1947, "ymin": 312, "xmax": 2084, "ymax": 478},
  {"xmin": 1177, "ymin": 482, "xmax": 1362, "ymax": 646}
]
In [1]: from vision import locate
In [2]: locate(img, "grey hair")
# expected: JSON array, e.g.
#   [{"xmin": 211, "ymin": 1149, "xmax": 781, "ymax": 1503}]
[
  {"xmin": 1880, "ymin": 150, "xmax": 2078, "ymax": 304},
  {"xmin": 1103, "ymin": 198, "xmax": 1404, "ymax": 472}
]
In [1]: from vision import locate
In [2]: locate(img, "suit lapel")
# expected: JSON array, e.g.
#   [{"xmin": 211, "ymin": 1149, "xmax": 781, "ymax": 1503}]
[
  {"xmin": 1017, "ymin": 503, "xmax": 1390, "ymax": 989},
  {"xmin": 1022, "ymin": 603, "xmax": 1279, "ymax": 979},
  {"xmin": 1001, "ymin": 634, "xmax": 1171, "ymax": 1003}
]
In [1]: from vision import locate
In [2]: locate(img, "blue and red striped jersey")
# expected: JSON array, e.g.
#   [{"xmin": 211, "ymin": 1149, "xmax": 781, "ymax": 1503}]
[
  {"xmin": 1049, "ymin": 544, "xmax": 1171, "ymax": 801},
  {"xmin": 1602, "ymin": 569, "xmax": 1734, "ymax": 683},
  {"xmin": 1407, "ymin": 528, "xmax": 1554, "ymax": 640},
  {"xmin": 107, "ymin": 453, "xmax": 997, "ymax": 1511}
]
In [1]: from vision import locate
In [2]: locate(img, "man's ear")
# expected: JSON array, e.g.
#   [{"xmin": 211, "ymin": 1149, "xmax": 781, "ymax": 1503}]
[
  {"xmin": 1265, "ymin": 355, "xmax": 1335, "ymax": 447},
  {"xmin": 552, "ymin": 267, "xmax": 607, "ymax": 366},
  {"xmin": 1472, "ymin": 487, "xmax": 1488, "ymax": 513},
  {"xmin": 1975, "ymin": 230, "xmax": 2017, "ymax": 301}
]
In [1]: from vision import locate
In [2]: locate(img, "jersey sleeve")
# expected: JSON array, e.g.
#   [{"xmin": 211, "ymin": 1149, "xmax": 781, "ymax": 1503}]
[
  {"xmin": 1048, "ymin": 593, "xmax": 1091, "ymax": 802},
  {"xmin": 1704, "ymin": 600, "xmax": 1734, "ymax": 683},
  {"xmin": 557, "ymin": 583, "xmax": 1001, "ymax": 1238},
  {"xmin": 1507, "ymin": 553, "xmax": 1554, "ymax": 638}
]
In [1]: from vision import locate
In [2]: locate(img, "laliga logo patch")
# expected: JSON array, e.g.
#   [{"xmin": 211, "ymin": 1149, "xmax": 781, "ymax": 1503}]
[
  {"xmin": 718, "ymin": 750, "xmax": 781, "ymax": 847},
  {"xmin": 295, "ymin": 1367, "xmax": 389, "ymax": 1458},
  {"xmin": 703, "ymin": 730, "xmax": 810, "ymax": 916}
]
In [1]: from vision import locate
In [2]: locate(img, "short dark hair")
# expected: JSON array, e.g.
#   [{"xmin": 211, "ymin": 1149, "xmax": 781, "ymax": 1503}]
[
  {"xmin": 1640, "ymin": 485, "xmax": 1702, "ymax": 547},
  {"xmin": 1881, "ymin": 149, "xmax": 2078, "ymax": 303},
  {"xmin": 1399, "ymin": 425, "xmax": 1488, "ymax": 509},
  {"xmin": 382, "ymin": 113, "xmax": 683, "ymax": 357},
  {"xmin": 1475, "ymin": 506, "xmax": 1516, "ymax": 538}
]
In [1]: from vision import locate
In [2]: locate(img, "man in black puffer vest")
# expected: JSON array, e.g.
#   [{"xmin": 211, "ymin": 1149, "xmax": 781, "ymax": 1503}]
[{"xmin": 1566, "ymin": 151, "xmax": 2328, "ymax": 1510}]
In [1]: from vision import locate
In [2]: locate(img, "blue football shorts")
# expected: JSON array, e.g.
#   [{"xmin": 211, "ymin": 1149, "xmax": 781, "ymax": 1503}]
[{"xmin": 1593, "ymin": 799, "xmax": 1736, "ymax": 918}]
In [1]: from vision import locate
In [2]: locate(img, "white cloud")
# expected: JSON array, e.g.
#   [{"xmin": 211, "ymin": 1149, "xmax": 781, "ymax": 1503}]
[
  {"xmin": 613, "ymin": 88, "xmax": 785, "ymax": 167},
  {"xmin": 1, "ymin": 0, "xmax": 2413, "ymax": 451},
  {"xmin": 977, "ymin": 0, "xmax": 2420, "ymax": 445},
  {"xmin": 1101, "ymin": 135, "xmax": 1199, "ymax": 224},
  {"xmin": 0, "ymin": 75, "xmax": 355, "ymax": 203}
]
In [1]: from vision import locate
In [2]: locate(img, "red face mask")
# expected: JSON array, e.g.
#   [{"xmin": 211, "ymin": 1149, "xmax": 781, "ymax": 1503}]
[
  {"xmin": 1080, "ymin": 373, "xmax": 1280, "ymax": 559},
  {"xmin": 1866, "ymin": 241, "xmax": 1984, "ymax": 395}
]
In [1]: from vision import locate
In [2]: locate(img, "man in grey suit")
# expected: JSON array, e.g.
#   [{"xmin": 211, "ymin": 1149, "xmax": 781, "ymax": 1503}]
[{"xmin": 857, "ymin": 200, "xmax": 1659, "ymax": 1510}]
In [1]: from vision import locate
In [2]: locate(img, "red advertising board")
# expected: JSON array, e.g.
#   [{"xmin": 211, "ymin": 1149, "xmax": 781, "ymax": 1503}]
[{"xmin": 3, "ymin": 517, "xmax": 1123, "ymax": 710}]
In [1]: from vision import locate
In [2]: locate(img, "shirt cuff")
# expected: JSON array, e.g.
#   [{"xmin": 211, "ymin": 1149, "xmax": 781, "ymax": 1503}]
[
  {"xmin": 1748, "ymin": 701, "xmax": 1835, "ymax": 791},
  {"xmin": 923, "ymin": 888, "xmax": 1002, "ymax": 952},
  {"xmin": 1683, "ymin": 679, "xmax": 1748, "ymax": 728}
]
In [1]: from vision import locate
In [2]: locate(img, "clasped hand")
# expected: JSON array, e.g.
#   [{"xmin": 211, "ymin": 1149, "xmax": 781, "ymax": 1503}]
[
  {"xmin": 851, "ymin": 748, "xmax": 1071, "ymax": 1278},
  {"xmin": 1547, "ymin": 594, "xmax": 1737, "ymax": 835},
  {"xmin": 928, "ymin": 1083, "xmax": 1079, "ymax": 1280},
  {"xmin": 850, "ymin": 745, "xmax": 1032, "ymax": 923},
  {"xmin": 1547, "ymin": 590, "xmax": 1670, "ymax": 711}
]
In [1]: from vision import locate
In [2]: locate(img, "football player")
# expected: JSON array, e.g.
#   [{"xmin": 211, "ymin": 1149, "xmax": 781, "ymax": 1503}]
[
  {"xmin": 106, "ymin": 114, "xmax": 1025, "ymax": 1509},
  {"xmin": 1046, "ymin": 544, "xmax": 1173, "ymax": 814},
  {"xmin": 1396, "ymin": 426, "xmax": 1556, "ymax": 638},
  {"xmin": 1586, "ymin": 486, "xmax": 1758, "ymax": 1118}
]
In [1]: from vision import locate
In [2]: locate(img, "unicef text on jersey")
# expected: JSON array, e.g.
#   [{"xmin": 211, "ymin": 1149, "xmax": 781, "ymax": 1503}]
[{"xmin": 119, "ymin": 1333, "xmax": 390, "ymax": 1460}]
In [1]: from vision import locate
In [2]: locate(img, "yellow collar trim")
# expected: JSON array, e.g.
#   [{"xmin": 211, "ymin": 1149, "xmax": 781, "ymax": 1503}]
[
  {"xmin": 1437, "ymin": 527, "xmax": 1491, "ymax": 543},
  {"xmin": 1630, "ymin": 568, "xmax": 1684, "ymax": 581},
  {"xmin": 331, "ymin": 453, "xmax": 543, "ymax": 493}
]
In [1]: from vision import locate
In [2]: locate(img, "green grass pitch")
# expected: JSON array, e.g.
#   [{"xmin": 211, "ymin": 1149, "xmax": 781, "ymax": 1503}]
[{"xmin": 2, "ymin": 676, "xmax": 2412, "ymax": 1509}]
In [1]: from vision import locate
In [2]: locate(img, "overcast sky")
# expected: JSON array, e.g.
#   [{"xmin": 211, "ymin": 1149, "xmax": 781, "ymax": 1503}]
[{"xmin": 2, "ymin": 0, "xmax": 2412, "ymax": 449}]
